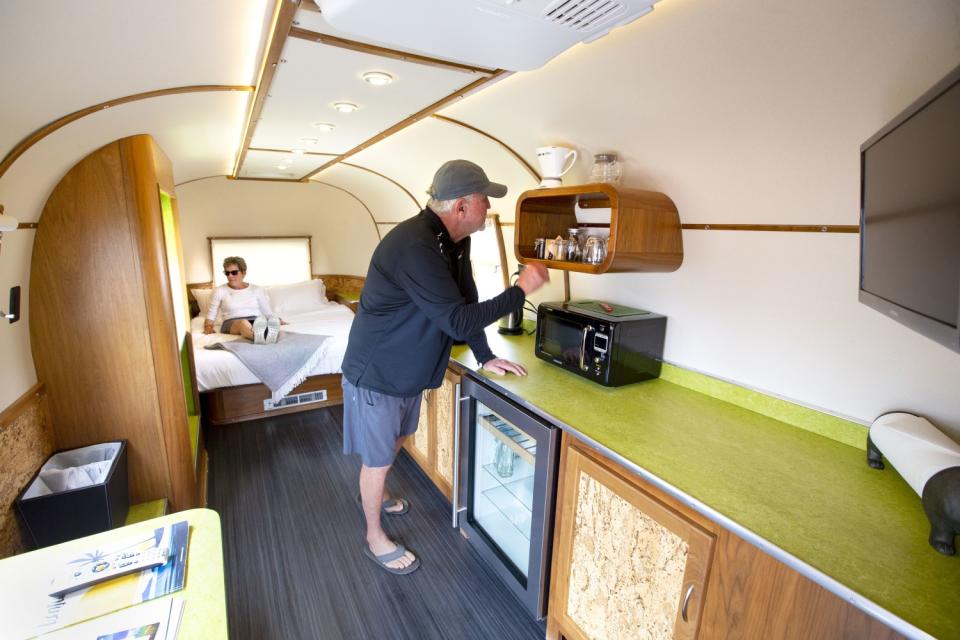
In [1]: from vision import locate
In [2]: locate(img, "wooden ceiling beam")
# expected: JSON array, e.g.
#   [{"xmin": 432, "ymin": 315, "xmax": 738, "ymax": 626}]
[
  {"xmin": 231, "ymin": 0, "xmax": 301, "ymax": 178},
  {"xmin": 288, "ymin": 26, "xmax": 497, "ymax": 76}
]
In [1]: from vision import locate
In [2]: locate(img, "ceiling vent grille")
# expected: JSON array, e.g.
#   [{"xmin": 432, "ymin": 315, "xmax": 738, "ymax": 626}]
[
  {"xmin": 264, "ymin": 389, "xmax": 328, "ymax": 411},
  {"xmin": 544, "ymin": 0, "xmax": 626, "ymax": 32}
]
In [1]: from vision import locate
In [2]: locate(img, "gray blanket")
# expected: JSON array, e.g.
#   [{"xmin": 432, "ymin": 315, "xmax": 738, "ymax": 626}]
[{"xmin": 205, "ymin": 332, "xmax": 329, "ymax": 401}]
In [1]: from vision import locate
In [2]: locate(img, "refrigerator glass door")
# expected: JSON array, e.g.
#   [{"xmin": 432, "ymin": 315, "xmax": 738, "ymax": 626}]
[
  {"xmin": 458, "ymin": 377, "xmax": 559, "ymax": 621},
  {"xmin": 472, "ymin": 402, "xmax": 537, "ymax": 578}
]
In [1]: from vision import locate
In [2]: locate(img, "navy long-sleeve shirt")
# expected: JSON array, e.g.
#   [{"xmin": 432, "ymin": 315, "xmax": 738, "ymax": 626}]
[{"xmin": 342, "ymin": 208, "xmax": 525, "ymax": 396}]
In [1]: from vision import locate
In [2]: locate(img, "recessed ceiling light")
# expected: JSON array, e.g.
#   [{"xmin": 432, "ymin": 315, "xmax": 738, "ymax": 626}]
[
  {"xmin": 277, "ymin": 164, "xmax": 288, "ymax": 170},
  {"xmin": 332, "ymin": 101, "xmax": 359, "ymax": 113},
  {"xmin": 281, "ymin": 156, "xmax": 294, "ymax": 163},
  {"xmin": 299, "ymin": 137, "xmax": 319, "ymax": 146},
  {"xmin": 311, "ymin": 122, "xmax": 336, "ymax": 131},
  {"xmin": 362, "ymin": 71, "xmax": 393, "ymax": 86}
]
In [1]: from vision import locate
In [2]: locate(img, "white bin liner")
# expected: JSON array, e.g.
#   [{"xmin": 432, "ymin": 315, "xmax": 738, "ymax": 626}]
[{"xmin": 22, "ymin": 442, "xmax": 122, "ymax": 498}]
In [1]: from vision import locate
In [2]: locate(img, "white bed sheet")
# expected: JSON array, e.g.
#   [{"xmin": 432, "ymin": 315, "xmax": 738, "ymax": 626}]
[{"xmin": 190, "ymin": 302, "xmax": 354, "ymax": 392}]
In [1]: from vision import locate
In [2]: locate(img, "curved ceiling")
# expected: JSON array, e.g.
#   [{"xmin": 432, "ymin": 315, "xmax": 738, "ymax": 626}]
[
  {"xmin": 0, "ymin": 0, "xmax": 273, "ymax": 194},
  {"xmin": 0, "ymin": 92, "xmax": 252, "ymax": 217}
]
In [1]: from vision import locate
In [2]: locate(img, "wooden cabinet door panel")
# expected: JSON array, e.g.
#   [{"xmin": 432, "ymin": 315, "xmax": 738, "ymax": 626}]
[
  {"xmin": 550, "ymin": 441, "xmax": 715, "ymax": 640},
  {"xmin": 405, "ymin": 389, "xmax": 432, "ymax": 470},
  {"xmin": 699, "ymin": 531, "xmax": 903, "ymax": 640},
  {"xmin": 432, "ymin": 369, "xmax": 460, "ymax": 499}
]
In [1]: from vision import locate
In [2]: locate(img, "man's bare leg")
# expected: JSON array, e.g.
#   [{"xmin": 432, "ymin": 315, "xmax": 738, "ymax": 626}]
[
  {"xmin": 359, "ymin": 463, "xmax": 416, "ymax": 569},
  {"xmin": 376, "ymin": 435, "xmax": 409, "ymax": 514}
]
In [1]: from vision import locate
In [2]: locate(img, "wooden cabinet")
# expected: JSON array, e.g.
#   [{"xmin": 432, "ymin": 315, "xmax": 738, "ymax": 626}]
[
  {"xmin": 515, "ymin": 183, "xmax": 683, "ymax": 274},
  {"xmin": 403, "ymin": 367, "xmax": 461, "ymax": 501},
  {"xmin": 548, "ymin": 434, "xmax": 715, "ymax": 640},
  {"xmin": 30, "ymin": 134, "xmax": 199, "ymax": 511},
  {"xmin": 548, "ymin": 434, "xmax": 902, "ymax": 640}
]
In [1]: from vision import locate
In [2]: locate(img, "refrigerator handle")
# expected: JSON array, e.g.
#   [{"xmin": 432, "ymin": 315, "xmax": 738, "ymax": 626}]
[{"xmin": 452, "ymin": 382, "xmax": 470, "ymax": 528}]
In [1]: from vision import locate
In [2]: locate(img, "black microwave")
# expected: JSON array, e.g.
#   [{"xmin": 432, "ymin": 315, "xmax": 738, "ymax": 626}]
[{"xmin": 535, "ymin": 301, "xmax": 666, "ymax": 387}]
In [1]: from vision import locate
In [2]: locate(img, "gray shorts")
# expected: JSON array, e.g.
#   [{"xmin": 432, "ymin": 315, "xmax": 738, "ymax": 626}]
[{"xmin": 341, "ymin": 377, "xmax": 423, "ymax": 468}]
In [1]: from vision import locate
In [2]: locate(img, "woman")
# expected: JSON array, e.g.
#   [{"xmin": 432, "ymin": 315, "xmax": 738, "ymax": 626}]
[{"xmin": 203, "ymin": 256, "xmax": 280, "ymax": 344}]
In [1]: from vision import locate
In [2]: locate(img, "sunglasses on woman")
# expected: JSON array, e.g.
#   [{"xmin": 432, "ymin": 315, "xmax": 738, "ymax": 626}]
[{"xmin": 224, "ymin": 269, "xmax": 241, "ymax": 276}]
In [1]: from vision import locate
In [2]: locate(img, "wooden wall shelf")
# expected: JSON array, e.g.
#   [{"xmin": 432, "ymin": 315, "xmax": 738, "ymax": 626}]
[{"xmin": 514, "ymin": 183, "xmax": 683, "ymax": 274}]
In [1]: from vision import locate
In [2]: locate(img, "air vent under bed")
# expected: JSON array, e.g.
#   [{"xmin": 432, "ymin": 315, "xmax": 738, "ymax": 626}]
[{"xmin": 264, "ymin": 389, "xmax": 328, "ymax": 411}]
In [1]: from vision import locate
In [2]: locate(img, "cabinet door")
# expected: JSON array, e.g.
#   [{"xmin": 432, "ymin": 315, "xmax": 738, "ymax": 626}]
[
  {"xmin": 549, "ymin": 439, "xmax": 715, "ymax": 640},
  {"xmin": 405, "ymin": 390, "xmax": 432, "ymax": 471},
  {"xmin": 431, "ymin": 368, "xmax": 461, "ymax": 500}
]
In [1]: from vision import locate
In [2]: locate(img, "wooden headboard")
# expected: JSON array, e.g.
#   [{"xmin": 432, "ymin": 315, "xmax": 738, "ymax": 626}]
[{"xmin": 185, "ymin": 274, "xmax": 365, "ymax": 317}]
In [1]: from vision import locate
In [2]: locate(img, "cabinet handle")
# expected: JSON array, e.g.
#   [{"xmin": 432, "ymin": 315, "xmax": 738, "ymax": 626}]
[{"xmin": 680, "ymin": 584, "xmax": 695, "ymax": 622}]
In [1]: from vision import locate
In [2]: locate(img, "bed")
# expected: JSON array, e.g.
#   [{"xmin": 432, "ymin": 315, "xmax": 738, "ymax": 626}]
[{"xmin": 188, "ymin": 275, "xmax": 363, "ymax": 425}]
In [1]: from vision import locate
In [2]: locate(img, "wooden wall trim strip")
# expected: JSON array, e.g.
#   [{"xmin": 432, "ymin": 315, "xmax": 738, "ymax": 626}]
[
  {"xmin": 311, "ymin": 181, "xmax": 382, "ymax": 241},
  {"xmin": 340, "ymin": 162, "xmax": 422, "ymax": 211},
  {"xmin": 230, "ymin": 0, "xmax": 299, "ymax": 178},
  {"xmin": 247, "ymin": 146, "xmax": 422, "ymax": 210},
  {"xmin": 0, "ymin": 382, "xmax": 45, "ymax": 430},
  {"xmin": 0, "ymin": 86, "xmax": 253, "ymax": 181},
  {"xmin": 431, "ymin": 114, "xmax": 542, "ymax": 184},
  {"xmin": 288, "ymin": 27, "xmax": 497, "ymax": 76},
  {"xmin": 175, "ymin": 175, "xmax": 229, "ymax": 188},
  {"xmin": 301, "ymin": 71, "xmax": 510, "ymax": 180},
  {"xmin": 681, "ymin": 224, "xmax": 859, "ymax": 233}
]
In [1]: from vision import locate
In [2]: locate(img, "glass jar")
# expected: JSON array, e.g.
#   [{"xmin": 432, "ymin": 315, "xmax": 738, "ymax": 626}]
[
  {"xmin": 565, "ymin": 228, "xmax": 582, "ymax": 261},
  {"xmin": 584, "ymin": 236, "xmax": 608, "ymax": 264},
  {"xmin": 589, "ymin": 153, "xmax": 622, "ymax": 184}
]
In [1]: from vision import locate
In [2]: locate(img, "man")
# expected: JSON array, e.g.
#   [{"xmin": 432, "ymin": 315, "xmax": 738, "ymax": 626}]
[{"xmin": 341, "ymin": 159, "xmax": 549, "ymax": 574}]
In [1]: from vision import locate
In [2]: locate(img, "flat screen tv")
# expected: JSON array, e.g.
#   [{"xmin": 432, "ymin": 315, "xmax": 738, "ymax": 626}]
[{"xmin": 859, "ymin": 64, "xmax": 960, "ymax": 353}]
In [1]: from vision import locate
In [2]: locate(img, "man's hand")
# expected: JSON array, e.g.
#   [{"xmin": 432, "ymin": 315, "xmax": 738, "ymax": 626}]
[
  {"xmin": 517, "ymin": 263, "xmax": 549, "ymax": 296},
  {"xmin": 482, "ymin": 358, "xmax": 528, "ymax": 376},
  {"xmin": 203, "ymin": 323, "xmax": 214, "ymax": 334}
]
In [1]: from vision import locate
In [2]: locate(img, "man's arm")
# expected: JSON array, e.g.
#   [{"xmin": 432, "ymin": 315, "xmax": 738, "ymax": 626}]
[{"xmin": 394, "ymin": 240, "xmax": 526, "ymax": 340}]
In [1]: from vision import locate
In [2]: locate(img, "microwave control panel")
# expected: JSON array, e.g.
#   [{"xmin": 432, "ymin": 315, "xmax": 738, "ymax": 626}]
[{"xmin": 591, "ymin": 326, "xmax": 610, "ymax": 376}]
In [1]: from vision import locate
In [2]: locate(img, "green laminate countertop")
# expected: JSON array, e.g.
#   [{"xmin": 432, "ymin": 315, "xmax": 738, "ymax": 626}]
[{"xmin": 451, "ymin": 327, "xmax": 959, "ymax": 639}]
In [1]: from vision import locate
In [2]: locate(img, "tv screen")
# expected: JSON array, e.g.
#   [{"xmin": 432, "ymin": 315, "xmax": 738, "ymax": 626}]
[{"xmin": 860, "ymin": 65, "xmax": 960, "ymax": 352}]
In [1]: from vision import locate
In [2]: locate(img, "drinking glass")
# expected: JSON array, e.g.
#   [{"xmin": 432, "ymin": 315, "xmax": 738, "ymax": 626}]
[{"xmin": 495, "ymin": 442, "xmax": 516, "ymax": 477}]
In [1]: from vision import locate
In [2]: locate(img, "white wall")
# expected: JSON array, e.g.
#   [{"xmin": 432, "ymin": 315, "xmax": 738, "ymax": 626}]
[
  {"xmin": 2, "ymin": 0, "xmax": 958, "ymax": 442},
  {"xmin": 176, "ymin": 178, "xmax": 380, "ymax": 283},
  {"xmin": 440, "ymin": 0, "xmax": 960, "ymax": 436}
]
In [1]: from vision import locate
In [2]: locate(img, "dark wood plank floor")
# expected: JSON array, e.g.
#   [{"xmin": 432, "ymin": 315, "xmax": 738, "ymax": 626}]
[{"xmin": 206, "ymin": 406, "xmax": 546, "ymax": 640}]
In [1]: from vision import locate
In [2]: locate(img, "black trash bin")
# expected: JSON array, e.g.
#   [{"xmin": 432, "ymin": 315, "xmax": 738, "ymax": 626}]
[{"xmin": 16, "ymin": 440, "xmax": 129, "ymax": 548}]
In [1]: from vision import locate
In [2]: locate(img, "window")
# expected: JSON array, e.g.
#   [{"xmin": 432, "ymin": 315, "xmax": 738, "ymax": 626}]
[{"xmin": 209, "ymin": 237, "xmax": 312, "ymax": 286}]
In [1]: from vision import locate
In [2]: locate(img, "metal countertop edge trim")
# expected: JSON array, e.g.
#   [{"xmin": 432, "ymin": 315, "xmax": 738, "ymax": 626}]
[{"xmin": 465, "ymin": 372, "xmax": 934, "ymax": 640}]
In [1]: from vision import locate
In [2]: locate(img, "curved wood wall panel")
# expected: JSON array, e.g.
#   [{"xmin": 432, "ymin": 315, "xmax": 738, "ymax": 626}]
[{"xmin": 30, "ymin": 135, "xmax": 197, "ymax": 510}]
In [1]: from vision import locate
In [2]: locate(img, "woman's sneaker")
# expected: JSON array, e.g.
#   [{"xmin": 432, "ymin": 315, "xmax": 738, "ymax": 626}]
[
  {"xmin": 253, "ymin": 316, "xmax": 267, "ymax": 344},
  {"xmin": 265, "ymin": 316, "xmax": 281, "ymax": 344}
]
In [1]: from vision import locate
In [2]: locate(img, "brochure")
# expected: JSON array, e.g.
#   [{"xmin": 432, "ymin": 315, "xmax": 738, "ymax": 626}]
[
  {"xmin": 26, "ymin": 521, "xmax": 189, "ymax": 638},
  {"xmin": 37, "ymin": 598, "xmax": 185, "ymax": 640}
]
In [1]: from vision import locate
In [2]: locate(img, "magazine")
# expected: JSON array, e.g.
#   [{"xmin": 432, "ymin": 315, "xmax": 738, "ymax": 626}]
[
  {"xmin": 37, "ymin": 598, "xmax": 185, "ymax": 640},
  {"xmin": 22, "ymin": 520, "xmax": 190, "ymax": 639}
]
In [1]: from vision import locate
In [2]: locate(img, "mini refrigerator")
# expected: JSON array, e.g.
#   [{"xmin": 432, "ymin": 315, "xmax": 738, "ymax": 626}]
[{"xmin": 454, "ymin": 377, "xmax": 560, "ymax": 621}]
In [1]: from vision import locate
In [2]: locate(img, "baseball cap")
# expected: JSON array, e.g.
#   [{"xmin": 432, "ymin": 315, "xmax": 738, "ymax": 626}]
[{"xmin": 428, "ymin": 160, "xmax": 508, "ymax": 200}]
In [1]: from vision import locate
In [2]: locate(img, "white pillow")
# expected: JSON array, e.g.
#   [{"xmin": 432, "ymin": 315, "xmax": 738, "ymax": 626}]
[
  {"xmin": 266, "ymin": 279, "xmax": 327, "ymax": 316},
  {"xmin": 190, "ymin": 288, "xmax": 216, "ymax": 319}
]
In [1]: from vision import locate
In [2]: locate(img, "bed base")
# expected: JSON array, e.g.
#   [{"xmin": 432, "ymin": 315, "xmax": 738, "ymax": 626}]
[{"xmin": 201, "ymin": 373, "xmax": 343, "ymax": 425}]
